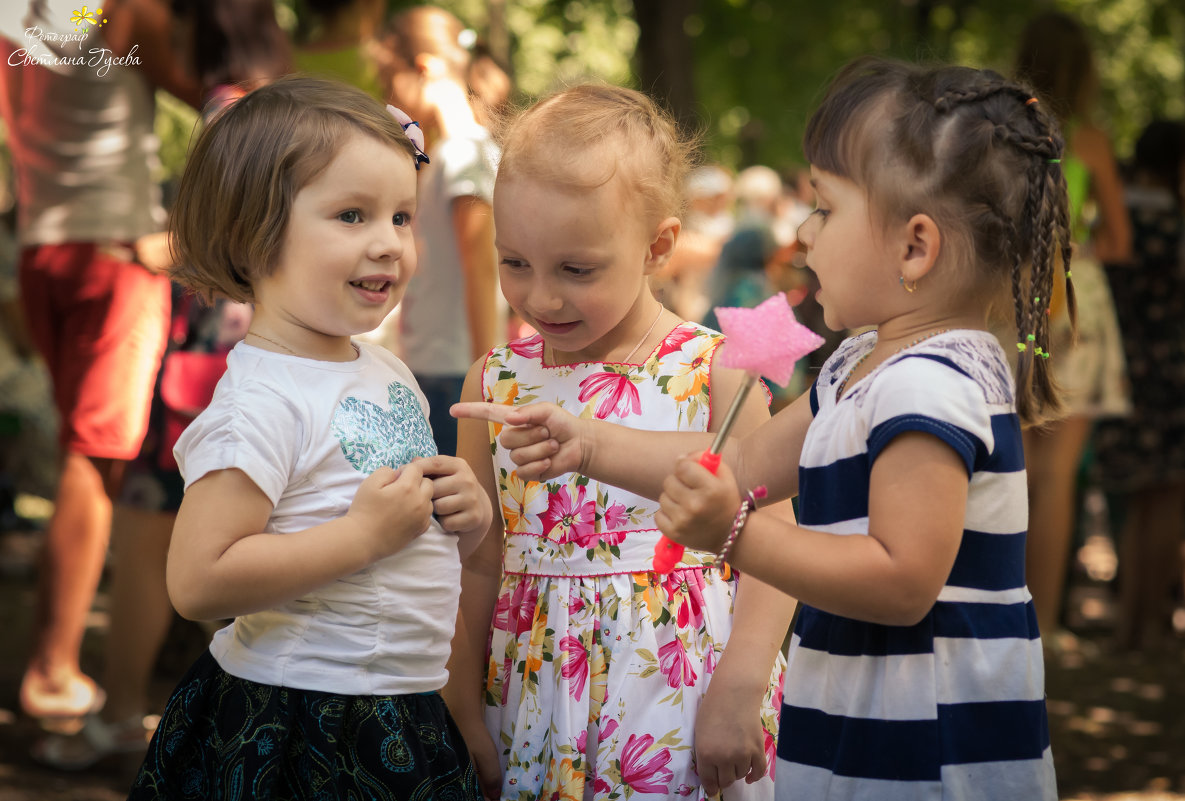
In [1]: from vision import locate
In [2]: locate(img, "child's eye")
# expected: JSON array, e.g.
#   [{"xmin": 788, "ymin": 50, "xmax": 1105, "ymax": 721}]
[
  {"xmin": 811, "ymin": 207, "xmax": 830, "ymax": 220},
  {"xmin": 393, "ymin": 212, "xmax": 411, "ymax": 227},
  {"xmin": 500, "ymin": 258, "xmax": 527, "ymax": 270},
  {"xmin": 563, "ymin": 265, "xmax": 594, "ymax": 278},
  {"xmin": 339, "ymin": 210, "xmax": 362, "ymax": 224}
]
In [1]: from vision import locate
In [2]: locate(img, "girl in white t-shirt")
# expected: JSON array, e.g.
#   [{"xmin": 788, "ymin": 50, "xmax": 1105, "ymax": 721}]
[{"xmin": 128, "ymin": 76, "xmax": 491, "ymax": 801}]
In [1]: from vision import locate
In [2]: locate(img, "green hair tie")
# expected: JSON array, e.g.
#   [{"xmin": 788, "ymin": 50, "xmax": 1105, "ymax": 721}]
[
  {"xmin": 1017, "ymin": 342, "xmax": 1027, "ymax": 353},
  {"xmin": 1048, "ymin": 158, "xmax": 1061, "ymax": 164},
  {"xmin": 1026, "ymin": 334, "xmax": 1036, "ymax": 342}
]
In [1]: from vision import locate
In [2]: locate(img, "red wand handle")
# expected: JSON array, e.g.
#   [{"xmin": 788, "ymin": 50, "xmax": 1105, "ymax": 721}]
[
  {"xmin": 652, "ymin": 451, "xmax": 720, "ymax": 572},
  {"xmin": 652, "ymin": 379, "xmax": 754, "ymax": 573}
]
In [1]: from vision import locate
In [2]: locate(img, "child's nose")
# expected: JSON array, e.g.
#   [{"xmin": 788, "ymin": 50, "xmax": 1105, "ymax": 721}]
[
  {"xmin": 527, "ymin": 278, "xmax": 563, "ymax": 312},
  {"xmin": 370, "ymin": 224, "xmax": 405, "ymax": 260},
  {"xmin": 796, "ymin": 214, "xmax": 817, "ymax": 248}
]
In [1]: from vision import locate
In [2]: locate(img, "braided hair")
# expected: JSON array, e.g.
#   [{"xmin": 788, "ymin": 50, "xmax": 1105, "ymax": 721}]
[{"xmin": 803, "ymin": 57, "xmax": 1076, "ymax": 426}]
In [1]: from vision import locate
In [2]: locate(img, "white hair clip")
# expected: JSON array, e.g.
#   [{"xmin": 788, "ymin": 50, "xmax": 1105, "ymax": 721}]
[{"xmin": 386, "ymin": 104, "xmax": 430, "ymax": 169}]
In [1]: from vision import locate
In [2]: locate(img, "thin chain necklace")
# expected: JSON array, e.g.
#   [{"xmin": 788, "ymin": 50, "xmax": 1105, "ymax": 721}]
[
  {"xmin": 246, "ymin": 330, "xmax": 298, "ymax": 356},
  {"xmin": 618, "ymin": 304, "xmax": 665, "ymax": 364},
  {"xmin": 836, "ymin": 328, "xmax": 950, "ymax": 399},
  {"xmin": 545, "ymin": 304, "xmax": 665, "ymax": 366}
]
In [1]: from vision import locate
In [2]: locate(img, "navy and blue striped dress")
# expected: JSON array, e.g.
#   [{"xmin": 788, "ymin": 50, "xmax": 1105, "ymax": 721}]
[{"xmin": 776, "ymin": 329, "xmax": 1057, "ymax": 800}]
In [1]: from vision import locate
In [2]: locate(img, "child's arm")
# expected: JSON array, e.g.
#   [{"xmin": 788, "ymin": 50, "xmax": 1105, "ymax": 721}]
[
  {"xmin": 441, "ymin": 357, "xmax": 506, "ymax": 800},
  {"xmin": 166, "ymin": 462, "xmax": 435, "ymax": 621},
  {"xmin": 695, "ymin": 568, "xmax": 795, "ymax": 792},
  {"xmin": 690, "ymin": 366, "xmax": 799, "ymax": 794},
  {"xmin": 657, "ymin": 431, "xmax": 967, "ymax": 626},
  {"xmin": 449, "ymin": 374, "xmax": 815, "ymax": 504}
]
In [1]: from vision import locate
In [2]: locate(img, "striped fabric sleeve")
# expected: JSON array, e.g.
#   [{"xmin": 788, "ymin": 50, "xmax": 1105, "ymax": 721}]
[{"xmin": 863, "ymin": 355, "xmax": 995, "ymax": 476}]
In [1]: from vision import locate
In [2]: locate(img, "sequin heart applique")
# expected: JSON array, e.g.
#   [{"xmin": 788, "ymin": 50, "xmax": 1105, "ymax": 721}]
[{"xmin": 332, "ymin": 382, "xmax": 437, "ymax": 473}]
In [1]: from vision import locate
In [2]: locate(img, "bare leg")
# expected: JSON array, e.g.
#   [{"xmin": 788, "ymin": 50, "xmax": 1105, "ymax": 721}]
[
  {"xmin": 101, "ymin": 505, "xmax": 176, "ymax": 723},
  {"xmin": 1023, "ymin": 416, "xmax": 1093, "ymax": 637},
  {"xmin": 1117, "ymin": 482, "xmax": 1185, "ymax": 650},
  {"xmin": 20, "ymin": 453, "xmax": 123, "ymax": 718}
]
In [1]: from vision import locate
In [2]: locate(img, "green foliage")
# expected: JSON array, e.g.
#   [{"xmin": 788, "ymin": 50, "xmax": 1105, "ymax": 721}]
[
  {"xmin": 154, "ymin": 92, "xmax": 199, "ymax": 189},
  {"xmin": 143, "ymin": 0, "xmax": 1182, "ymax": 181},
  {"xmin": 411, "ymin": 0, "xmax": 1182, "ymax": 171},
  {"xmin": 410, "ymin": 0, "xmax": 638, "ymax": 97},
  {"xmin": 688, "ymin": 0, "xmax": 1184, "ymax": 170}
]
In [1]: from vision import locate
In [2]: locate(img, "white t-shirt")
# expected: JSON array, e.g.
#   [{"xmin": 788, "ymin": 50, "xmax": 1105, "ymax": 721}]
[
  {"xmin": 399, "ymin": 124, "xmax": 500, "ymax": 376},
  {"xmin": 175, "ymin": 341, "xmax": 462, "ymax": 695}
]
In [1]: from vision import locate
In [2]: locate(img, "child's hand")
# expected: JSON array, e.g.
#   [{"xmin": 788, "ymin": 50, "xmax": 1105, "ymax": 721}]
[
  {"xmin": 455, "ymin": 716, "xmax": 503, "ymax": 800},
  {"xmin": 694, "ymin": 683, "xmax": 769, "ymax": 794},
  {"xmin": 451, "ymin": 401, "xmax": 587, "ymax": 481},
  {"xmin": 656, "ymin": 454, "xmax": 743, "ymax": 553},
  {"xmin": 346, "ymin": 463, "xmax": 435, "ymax": 559},
  {"xmin": 415, "ymin": 455, "xmax": 493, "ymax": 538}
]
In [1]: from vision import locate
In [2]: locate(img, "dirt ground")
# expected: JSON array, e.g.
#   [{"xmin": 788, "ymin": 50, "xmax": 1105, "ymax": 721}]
[{"xmin": 0, "ymin": 494, "xmax": 1182, "ymax": 801}]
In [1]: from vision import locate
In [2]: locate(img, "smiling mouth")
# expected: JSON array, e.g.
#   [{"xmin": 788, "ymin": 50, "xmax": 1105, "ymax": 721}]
[{"xmin": 351, "ymin": 279, "xmax": 391, "ymax": 292}]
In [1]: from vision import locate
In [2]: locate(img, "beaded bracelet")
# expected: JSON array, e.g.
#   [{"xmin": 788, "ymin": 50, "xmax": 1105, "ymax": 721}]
[{"xmin": 716, "ymin": 486, "xmax": 767, "ymax": 568}]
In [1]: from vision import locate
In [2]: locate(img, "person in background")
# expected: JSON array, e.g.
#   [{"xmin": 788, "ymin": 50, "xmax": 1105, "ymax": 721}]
[
  {"xmin": 658, "ymin": 164, "xmax": 734, "ymax": 322},
  {"xmin": 1092, "ymin": 119, "xmax": 1185, "ymax": 650},
  {"xmin": 378, "ymin": 5, "xmax": 502, "ymax": 458},
  {"xmin": 1014, "ymin": 11, "xmax": 1132, "ymax": 643},
  {"xmin": 30, "ymin": 0, "xmax": 291, "ymax": 768},
  {"xmin": 0, "ymin": 0, "xmax": 200, "ymax": 724}
]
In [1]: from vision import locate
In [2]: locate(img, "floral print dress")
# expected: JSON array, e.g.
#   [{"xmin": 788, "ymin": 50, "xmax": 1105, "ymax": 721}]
[{"xmin": 479, "ymin": 322, "xmax": 784, "ymax": 801}]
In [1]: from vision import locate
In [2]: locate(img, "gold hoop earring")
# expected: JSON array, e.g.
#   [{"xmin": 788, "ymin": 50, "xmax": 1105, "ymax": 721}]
[{"xmin": 899, "ymin": 275, "xmax": 918, "ymax": 293}]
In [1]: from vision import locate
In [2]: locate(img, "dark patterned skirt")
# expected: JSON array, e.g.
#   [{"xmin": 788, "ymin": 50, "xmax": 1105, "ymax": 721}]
[{"xmin": 129, "ymin": 650, "xmax": 480, "ymax": 800}]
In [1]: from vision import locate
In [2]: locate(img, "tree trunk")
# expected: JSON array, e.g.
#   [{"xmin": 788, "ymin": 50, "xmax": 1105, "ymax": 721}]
[{"xmin": 631, "ymin": 0, "xmax": 698, "ymax": 133}]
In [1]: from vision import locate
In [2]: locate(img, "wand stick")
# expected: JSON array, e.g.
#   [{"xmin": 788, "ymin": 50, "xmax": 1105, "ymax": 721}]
[{"xmin": 652, "ymin": 378, "xmax": 754, "ymax": 571}]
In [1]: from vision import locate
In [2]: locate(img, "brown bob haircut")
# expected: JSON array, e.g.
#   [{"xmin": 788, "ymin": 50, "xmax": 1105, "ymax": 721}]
[{"xmin": 169, "ymin": 75, "xmax": 419, "ymax": 303}]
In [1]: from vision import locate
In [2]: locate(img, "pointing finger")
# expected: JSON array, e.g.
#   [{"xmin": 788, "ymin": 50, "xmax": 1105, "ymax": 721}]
[{"xmin": 450, "ymin": 402, "xmax": 516, "ymax": 424}]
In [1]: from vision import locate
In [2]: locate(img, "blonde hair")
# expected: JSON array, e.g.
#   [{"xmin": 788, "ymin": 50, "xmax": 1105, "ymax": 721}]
[
  {"xmin": 495, "ymin": 83, "xmax": 695, "ymax": 226},
  {"xmin": 169, "ymin": 75, "xmax": 418, "ymax": 303}
]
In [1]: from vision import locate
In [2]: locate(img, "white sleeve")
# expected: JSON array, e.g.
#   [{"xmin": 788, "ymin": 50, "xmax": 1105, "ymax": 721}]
[{"xmin": 174, "ymin": 381, "xmax": 303, "ymax": 506}]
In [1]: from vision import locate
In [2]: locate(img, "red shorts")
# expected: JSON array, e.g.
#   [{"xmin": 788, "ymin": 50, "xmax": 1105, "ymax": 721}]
[{"xmin": 19, "ymin": 242, "xmax": 170, "ymax": 460}]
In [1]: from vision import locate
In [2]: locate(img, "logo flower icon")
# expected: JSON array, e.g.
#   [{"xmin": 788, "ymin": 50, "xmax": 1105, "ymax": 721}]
[{"xmin": 70, "ymin": 6, "xmax": 105, "ymax": 32}]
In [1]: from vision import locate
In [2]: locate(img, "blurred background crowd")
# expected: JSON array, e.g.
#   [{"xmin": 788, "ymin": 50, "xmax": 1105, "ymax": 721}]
[{"xmin": 0, "ymin": 0, "xmax": 1182, "ymax": 798}]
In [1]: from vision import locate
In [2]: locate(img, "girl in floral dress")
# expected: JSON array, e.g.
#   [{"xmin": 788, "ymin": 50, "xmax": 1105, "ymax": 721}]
[{"xmin": 445, "ymin": 84, "xmax": 795, "ymax": 801}]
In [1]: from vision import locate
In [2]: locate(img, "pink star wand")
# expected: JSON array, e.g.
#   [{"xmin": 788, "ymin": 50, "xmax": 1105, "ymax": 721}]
[{"xmin": 652, "ymin": 293, "xmax": 825, "ymax": 573}]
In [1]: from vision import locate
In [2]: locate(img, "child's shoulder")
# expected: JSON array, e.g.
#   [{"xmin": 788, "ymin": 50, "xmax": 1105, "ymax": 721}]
[{"xmin": 874, "ymin": 330, "xmax": 1013, "ymax": 407}]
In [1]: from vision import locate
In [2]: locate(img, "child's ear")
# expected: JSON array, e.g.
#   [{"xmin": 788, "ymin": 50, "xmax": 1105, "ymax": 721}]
[
  {"xmin": 644, "ymin": 217, "xmax": 681, "ymax": 275},
  {"xmin": 899, "ymin": 213, "xmax": 941, "ymax": 284}
]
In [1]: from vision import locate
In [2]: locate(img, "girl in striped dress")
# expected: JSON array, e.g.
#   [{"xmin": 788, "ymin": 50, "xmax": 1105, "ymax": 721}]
[
  {"xmin": 458, "ymin": 58, "xmax": 1070, "ymax": 800},
  {"xmin": 445, "ymin": 84, "xmax": 796, "ymax": 801}
]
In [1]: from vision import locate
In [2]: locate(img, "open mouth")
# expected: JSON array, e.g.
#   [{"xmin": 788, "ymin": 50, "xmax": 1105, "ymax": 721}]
[
  {"xmin": 534, "ymin": 319, "xmax": 579, "ymax": 335},
  {"xmin": 351, "ymin": 279, "xmax": 390, "ymax": 292}
]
